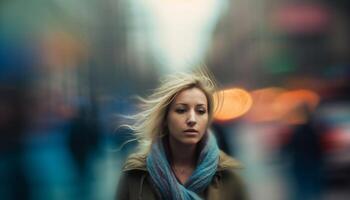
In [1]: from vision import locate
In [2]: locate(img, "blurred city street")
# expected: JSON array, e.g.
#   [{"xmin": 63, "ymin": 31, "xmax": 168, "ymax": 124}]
[{"xmin": 1, "ymin": 0, "xmax": 350, "ymax": 199}]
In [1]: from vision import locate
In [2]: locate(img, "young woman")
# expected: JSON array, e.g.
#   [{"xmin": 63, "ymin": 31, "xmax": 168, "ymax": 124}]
[{"xmin": 116, "ymin": 70, "xmax": 247, "ymax": 200}]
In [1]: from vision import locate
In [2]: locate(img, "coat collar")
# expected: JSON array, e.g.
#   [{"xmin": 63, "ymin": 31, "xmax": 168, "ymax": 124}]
[{"xmin": 122, "ymin": 150, "xmax": 242, "ymax": 172}]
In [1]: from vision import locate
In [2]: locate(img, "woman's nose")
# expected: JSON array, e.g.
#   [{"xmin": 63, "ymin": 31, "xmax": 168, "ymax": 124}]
[{"xmin": 186, "ymin": 111, "xmax": 197, "ymax": 126}]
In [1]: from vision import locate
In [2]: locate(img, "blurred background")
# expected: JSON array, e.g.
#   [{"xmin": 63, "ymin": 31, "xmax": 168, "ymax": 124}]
[{"xmin": 0, "ymin": 0, "xmax": 349, "ymax": 199}]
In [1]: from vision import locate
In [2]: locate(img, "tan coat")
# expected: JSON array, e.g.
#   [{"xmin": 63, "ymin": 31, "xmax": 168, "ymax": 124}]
[{"xmin": 116, "ymin": 151, "xmax": 248, "ymax": 200}]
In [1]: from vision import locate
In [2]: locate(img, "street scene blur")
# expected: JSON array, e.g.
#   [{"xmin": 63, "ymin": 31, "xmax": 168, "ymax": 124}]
[{"xmin": 1, "ymin": 0, "xmax": 349, "ymax": 199}]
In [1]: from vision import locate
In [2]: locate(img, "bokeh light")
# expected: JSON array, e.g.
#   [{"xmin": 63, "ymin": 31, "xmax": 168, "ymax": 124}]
[
  {"xmin": 245, "ymin": 87, "xmax": 286, "ymax": 122},
  {"xmin": 245, "ymin": 88, "xmax": 320, "ymax": 124},
  {"xmin": 214, "ymin": 88, "xmax": 253, "ymax": 121}
]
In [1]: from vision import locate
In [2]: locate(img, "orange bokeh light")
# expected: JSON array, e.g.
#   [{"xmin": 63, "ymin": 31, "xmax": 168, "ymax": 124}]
[
  {"xmin": 245, "ymin": 88, "xmax": 320, "ymax": 124},
  {"xmin": 245, "ymin": 87, "xmax": 286, "ymax": 122},
  {"xmin": 213, "ymin": 88, "xmax": 253, "ymax": 121},
  {"xmin": 276, "ymin": 89, "xmax": 320, "ymax": 124}
]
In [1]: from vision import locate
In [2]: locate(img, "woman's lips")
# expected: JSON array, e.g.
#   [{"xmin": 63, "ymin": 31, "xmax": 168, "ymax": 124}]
[{"xmin": 183, "ymin": 129, "xmax": 198, "ymax": 136}]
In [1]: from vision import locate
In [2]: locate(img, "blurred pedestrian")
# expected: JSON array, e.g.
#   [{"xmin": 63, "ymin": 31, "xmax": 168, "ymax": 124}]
[{"xmin": 281, "ymin": 104, "xmax": 324, "ymax": 200}]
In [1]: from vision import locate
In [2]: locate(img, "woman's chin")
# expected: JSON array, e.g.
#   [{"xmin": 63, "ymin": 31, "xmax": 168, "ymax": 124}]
[
  {"xmin": 177, "ymin": 137, "xmax": 202, "ymax": 145},
  {"xmin": 169, "ymin": 133, "xmax": 204, "ymax": 146}
]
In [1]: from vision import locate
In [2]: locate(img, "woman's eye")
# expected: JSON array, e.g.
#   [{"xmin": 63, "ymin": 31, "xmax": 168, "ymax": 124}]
[
  {"xmin": 197, "ymin": 109, "xmax": 206, "ymax": 115},
  {"xmin": 175, "ymin": 108, "xmax": 186, "ymax": 114}
]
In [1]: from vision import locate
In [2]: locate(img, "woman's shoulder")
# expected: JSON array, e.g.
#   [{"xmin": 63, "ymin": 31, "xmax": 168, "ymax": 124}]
[
  {"xmin": 211, "ymin": 152, "xmax": 248, "ymax": 200},
  {"xmin": 122, "ymin": 152, "xmax": 148, "ymax": 172},
  {"xmin": 117, "ymin": 153, "xmax": 156, "ymax": 200},
  {"xmin": 217, "ymin": 150, "xmax": 244, "ymax": 184},
  {"xmin": 117, "ymin": 153, "xmax": 149, "ymax": 192},
  {"xmin": 217, "ymin": 150, "xmax": 243, "ymax": 171}
]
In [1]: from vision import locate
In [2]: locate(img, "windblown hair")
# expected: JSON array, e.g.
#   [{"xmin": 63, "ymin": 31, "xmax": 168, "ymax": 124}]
[{"xmin": 124, "ymin": 69, "xmax": 217, "ymax": 153}]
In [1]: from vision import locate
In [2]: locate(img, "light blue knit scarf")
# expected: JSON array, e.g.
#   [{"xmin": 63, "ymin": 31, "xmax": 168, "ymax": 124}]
[{"xmin": 146, "ymin": 133, "xmax": 219, "ymax": 200}]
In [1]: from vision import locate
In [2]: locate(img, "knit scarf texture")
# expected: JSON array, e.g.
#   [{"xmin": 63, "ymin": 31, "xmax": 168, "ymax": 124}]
[{"xmin": 146, "ymin": 133, "xmax": 219, "ymax": 200}]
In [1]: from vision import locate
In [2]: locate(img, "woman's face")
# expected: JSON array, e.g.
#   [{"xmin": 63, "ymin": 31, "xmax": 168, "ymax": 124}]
[{"xmin": 167, "ymin": 87, "xmax": 209, "ymax": 146}]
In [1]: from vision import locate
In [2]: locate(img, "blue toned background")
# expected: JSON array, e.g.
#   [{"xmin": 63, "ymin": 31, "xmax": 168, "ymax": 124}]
[{"xmin": 0, "ymin": 0, "xmax": 349, "ymax": 199}]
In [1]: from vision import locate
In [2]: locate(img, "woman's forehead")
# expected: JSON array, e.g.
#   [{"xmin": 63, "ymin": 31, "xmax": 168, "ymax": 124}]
[{"xmin": 172, "ymin": 87, "xmax": 208, "ymax": 106}]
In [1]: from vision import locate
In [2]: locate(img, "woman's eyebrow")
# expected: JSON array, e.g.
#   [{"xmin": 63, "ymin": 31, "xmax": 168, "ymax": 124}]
[
  {"xmin": 175, "ymin": 103, "xmax": 206, "ymax": 106},
  {"xmin": 175, "ymin": 103, "xmax": 207, "ymax": 105},
  {"xmin": 174, "ymin": 103, "xmax": 188, "ymax": 106}
]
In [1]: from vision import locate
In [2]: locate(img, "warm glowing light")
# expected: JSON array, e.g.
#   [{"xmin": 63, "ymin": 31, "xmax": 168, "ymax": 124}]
[
  {"xmin": 276, "ymin": 89, "xmax": 320, "ymax": 124},
  {"xmin": 245, "ymin": 87, "xmax": 286, "ymax": 122},
  {"xmin": 245, "ymin": 88, "xmax": 320, "ymax": 124},
  {"xmin": 214, "ymin": 88, "xmax": 253, "ymax": 121}
]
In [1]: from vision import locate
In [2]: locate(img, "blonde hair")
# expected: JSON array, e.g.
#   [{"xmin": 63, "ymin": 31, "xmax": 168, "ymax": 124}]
[{"xmin": 124, "ymin": 69, "xmax": 217, "ymax": 153}]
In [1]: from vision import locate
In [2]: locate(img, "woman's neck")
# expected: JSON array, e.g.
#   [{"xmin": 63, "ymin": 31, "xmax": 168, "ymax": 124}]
[
  {"xmin": 167, "ymin": 137, "xmax": 198, "ymax": 184},
  {"xmin": 168, "ymin": 138, "xmax": 197, "ymax": 167}
]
